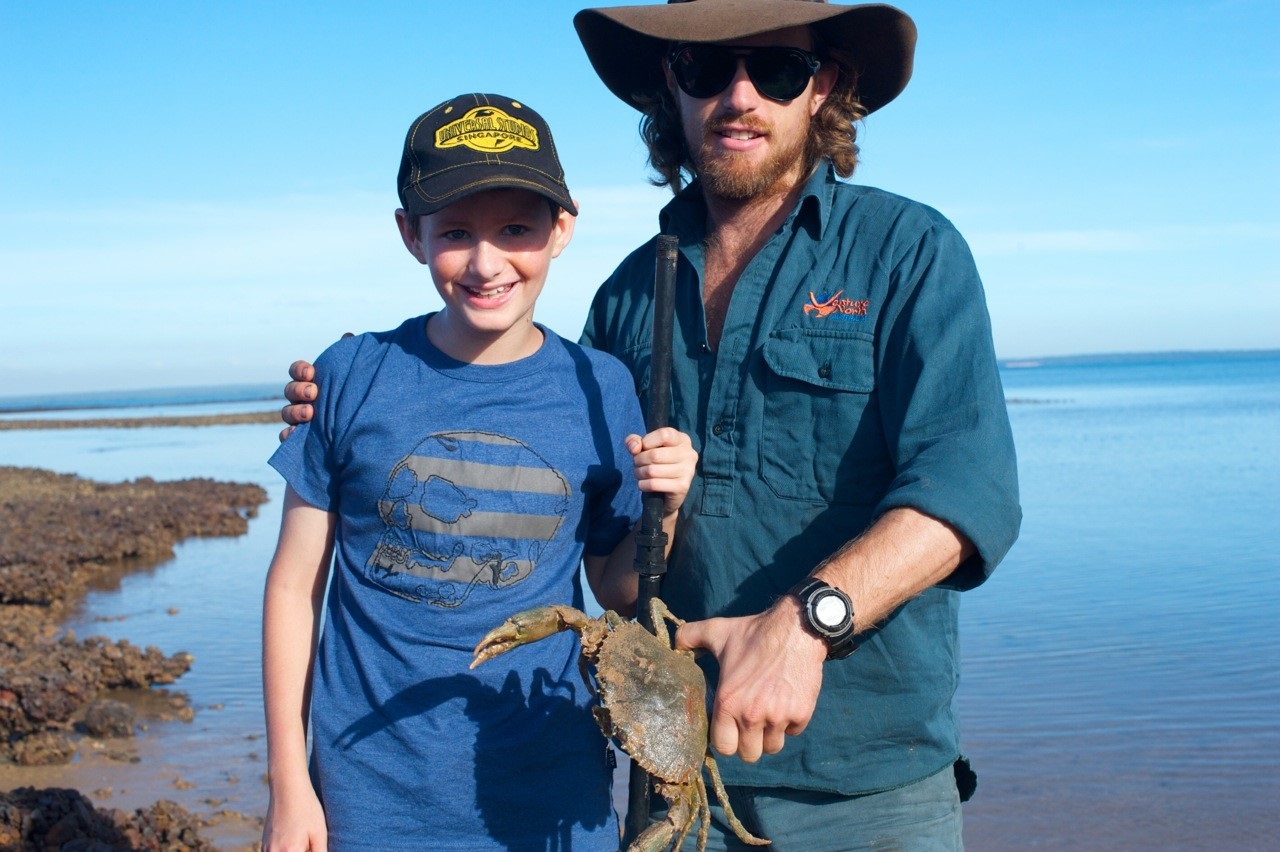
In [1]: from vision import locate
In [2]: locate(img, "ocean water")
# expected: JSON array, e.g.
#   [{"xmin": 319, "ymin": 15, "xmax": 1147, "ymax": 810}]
[
  {"xmin": 0, "ymin": 383, "xmax": 280, "ymax": 415},
  {"xmin": 0, "ymin": 351, "xmax": 1276, "ymax": 849}
]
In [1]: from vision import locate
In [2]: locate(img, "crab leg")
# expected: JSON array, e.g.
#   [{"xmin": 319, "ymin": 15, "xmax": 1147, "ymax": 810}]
[
  {"xmin": 694, "ymin": 773, "xmax": 710, "ymax": 852},
  {"xmin": 470, "ymin": 604, "xmax": 590, "ymax": 668},
  {"xmin": 647, "ymin": 597, "xmax": 689, "ymax": 654},
  {"xmin": 705, "ymin": 755, "xmax": 769, "ymax": 846}
]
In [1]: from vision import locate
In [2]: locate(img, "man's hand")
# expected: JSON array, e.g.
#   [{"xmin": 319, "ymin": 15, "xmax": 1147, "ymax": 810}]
[
  {"xmin": 673, "ymin": 507, "xmax": 972, "ymax": 764},
  {"xmin": 279, "ymin": 360, "xmax": 318, "ymax": 442},
  {"xmin": 675, "ymin": 597, "xmax": 826, "ymax": 763}
]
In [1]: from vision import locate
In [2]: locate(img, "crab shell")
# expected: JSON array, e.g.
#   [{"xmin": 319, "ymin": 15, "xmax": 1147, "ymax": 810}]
[{"xmin": 583, "ymin": 613, "xmax": 708, "ymax": 784}]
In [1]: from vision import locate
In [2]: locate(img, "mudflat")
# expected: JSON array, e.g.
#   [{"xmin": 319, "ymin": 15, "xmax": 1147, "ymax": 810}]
[
  {"xmin": 0, "ymin": 411, "xmax": 280, "ymax": 430},
  {"xmin": 0, "ymin": 463, "xmax": 269, "ymax": 849}
]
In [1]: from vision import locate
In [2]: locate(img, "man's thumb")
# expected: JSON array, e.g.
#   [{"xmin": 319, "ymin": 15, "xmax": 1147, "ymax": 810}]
[{"xmin": 674, "ymin": 620, "xmax": 707, "ymax": 653}]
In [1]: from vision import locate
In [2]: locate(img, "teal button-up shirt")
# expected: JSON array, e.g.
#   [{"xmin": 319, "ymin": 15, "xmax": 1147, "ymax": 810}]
[{"xmin": 582, "ymin": 163, "xmax": 1021, "ymax": 794}]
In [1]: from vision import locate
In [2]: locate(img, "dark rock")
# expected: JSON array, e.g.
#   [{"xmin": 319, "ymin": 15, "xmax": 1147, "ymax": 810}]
[
  {"xmin": 83, "ymin": 699, "xmax": 137, "ymax": 738},
  {"xmin": 0, "ymin": 787, "xmax": 215, "ymax": 850},
  {"xmin": 11, "ymin": 730, "xmax": 76, "ymax": 765}
]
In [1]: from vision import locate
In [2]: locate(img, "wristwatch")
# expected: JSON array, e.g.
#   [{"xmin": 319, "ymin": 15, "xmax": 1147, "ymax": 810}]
[{"xmin": 790, "ymin": 578, "xmax": 858, "ymax": 660}]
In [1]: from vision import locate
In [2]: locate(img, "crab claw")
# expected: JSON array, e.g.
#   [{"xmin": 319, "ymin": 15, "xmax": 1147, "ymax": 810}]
[
  {"xmin": 470, "ymin": 604, "xmax": 587, "ymax": 669},
  {"xmin": 629, "ymin": 787, "xmax": 698, "ymax": 852}
]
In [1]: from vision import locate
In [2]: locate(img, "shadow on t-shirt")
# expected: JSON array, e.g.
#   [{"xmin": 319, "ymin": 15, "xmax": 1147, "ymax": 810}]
[{"xmin": 330, "ymin": 666, "xmax": 614, "ymax": 848}]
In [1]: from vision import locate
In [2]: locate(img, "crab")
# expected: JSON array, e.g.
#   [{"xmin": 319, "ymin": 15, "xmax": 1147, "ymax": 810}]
[{"xmin": 471, "ymin": 598, "xmax": 769, "ymax": 852}]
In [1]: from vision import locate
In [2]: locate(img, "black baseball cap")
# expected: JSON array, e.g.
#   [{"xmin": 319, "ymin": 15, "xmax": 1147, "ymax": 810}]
[{"xmin": 397, "ymin": 93, "xmax": 577, "ymax": 217}]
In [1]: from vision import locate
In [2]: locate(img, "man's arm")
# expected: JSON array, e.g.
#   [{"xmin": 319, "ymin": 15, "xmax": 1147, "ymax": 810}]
[{"xmin": 676, "ymin": 507, "xmax": 970, "ymax": 763}]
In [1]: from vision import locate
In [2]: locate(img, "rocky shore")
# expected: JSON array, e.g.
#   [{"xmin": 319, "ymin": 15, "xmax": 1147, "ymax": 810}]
[
  {"xmin": 0, "ymin": 411, "xmax": 279, "ymax": 431},
  {"xmin": 0, "ymin": 464, "xmax": 269, "ymax": 849}
]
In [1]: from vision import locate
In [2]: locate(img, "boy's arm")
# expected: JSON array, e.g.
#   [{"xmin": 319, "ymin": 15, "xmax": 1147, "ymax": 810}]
[
  {"xmin": 584, "ymin": 428, "xmax": 696, "ymax": 615},
  {"xmin": 262, "ymin": 486, "xmax": 335, "ymax": 851}
]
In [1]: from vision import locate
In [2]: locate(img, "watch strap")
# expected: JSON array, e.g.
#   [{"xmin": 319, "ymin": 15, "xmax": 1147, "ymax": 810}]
[{"xmin": 790, "ymin": 578, "xmax": 858, "ymax": 660}]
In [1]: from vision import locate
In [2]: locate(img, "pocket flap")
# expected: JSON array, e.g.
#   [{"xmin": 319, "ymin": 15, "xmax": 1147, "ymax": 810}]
[{"xmin": 762, "ymin": 329, "xmax": 875, "ymax": 393}]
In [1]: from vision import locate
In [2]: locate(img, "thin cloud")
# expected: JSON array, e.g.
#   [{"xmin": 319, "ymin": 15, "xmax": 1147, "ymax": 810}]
[{"xmin": 971, "ymin": 223, "xmax": 1280, "ymax": 256}]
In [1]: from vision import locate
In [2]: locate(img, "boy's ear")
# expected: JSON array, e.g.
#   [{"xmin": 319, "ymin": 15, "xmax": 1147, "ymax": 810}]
[
  {"xmin": 395, "ymin": 208, "xmax": 428, "ymax": 264},
  {"xmin": 550, "ymin": 203, "xmax": 576, "ymax": 259}
]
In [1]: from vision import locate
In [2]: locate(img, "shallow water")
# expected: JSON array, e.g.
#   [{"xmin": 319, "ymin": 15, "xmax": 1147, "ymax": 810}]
[
  {"xmin": 1, "ymin": 352, "xmax": 1276, "ymax": 849},
  {"xmin": 958, "ymin": 353, "xmax": 1279, "ymax": 848}
]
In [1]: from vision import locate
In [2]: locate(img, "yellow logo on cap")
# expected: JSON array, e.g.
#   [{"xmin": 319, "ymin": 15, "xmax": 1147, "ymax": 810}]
[{"xmin": 435, "ymin": 106, "xmax": 539, "ymax": 154}]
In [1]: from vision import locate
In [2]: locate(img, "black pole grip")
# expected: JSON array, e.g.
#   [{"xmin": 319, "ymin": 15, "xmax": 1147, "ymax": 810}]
[
  {"xmin": 624, "ymin": 233, "xmax": 679, "ymax": 845},
  {"xmin": 633, "ymin": 234, "xmax": 679, "ymax": 599}
]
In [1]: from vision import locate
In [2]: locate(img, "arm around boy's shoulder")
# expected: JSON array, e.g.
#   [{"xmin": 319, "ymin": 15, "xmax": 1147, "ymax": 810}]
[
  {"xmin": 301, "ymin": 318, "xmax": 423, "ymax": 423},
  {"xmin": 269, "ymin": 326, "xmax": 391, "ymax": 512}
]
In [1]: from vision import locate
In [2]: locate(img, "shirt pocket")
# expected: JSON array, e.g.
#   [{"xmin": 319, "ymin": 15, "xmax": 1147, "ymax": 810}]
[{"xmin": 759, "ymin": 328, "xmax": 889, "ymax": 505}]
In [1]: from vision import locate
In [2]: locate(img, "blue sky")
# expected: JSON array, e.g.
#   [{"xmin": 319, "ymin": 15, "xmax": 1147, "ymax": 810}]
[{"xmin": 2, "ymin": 0, "xmax": 1276, "ymax": 396}]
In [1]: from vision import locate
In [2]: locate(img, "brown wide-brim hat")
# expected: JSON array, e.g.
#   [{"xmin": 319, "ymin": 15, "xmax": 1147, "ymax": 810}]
[{"xmin": 574, "ymin": 0, "xmax": 917, "ymax": 114}]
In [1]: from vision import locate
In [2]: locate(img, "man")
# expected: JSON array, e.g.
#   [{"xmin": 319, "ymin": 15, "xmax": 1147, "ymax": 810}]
[{"xmin": 283, "ymin": 2, "xmax": 1020, "ymax": 847}]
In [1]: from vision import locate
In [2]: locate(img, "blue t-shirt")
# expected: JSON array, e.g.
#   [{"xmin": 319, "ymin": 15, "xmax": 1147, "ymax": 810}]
[{"xmin": 270, "ymin": 316, "xmax": 644, "ymax": 850}]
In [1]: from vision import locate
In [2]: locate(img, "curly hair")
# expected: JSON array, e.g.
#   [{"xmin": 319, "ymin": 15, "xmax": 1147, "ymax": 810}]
[{"xmin": 638, "ymin": 38, "xmax": 867, "ymax": 193}]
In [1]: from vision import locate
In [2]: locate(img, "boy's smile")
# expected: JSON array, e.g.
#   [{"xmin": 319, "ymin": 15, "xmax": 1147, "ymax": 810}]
[{"xmin": 397, "ymin": 188, "xmax": 575, "ymax": 364}]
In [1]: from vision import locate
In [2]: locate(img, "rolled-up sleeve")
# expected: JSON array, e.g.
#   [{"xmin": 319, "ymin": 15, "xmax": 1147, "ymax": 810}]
[{"xmin": 872, "ymin": 219, "xmax": 1022, "ymax": 589}]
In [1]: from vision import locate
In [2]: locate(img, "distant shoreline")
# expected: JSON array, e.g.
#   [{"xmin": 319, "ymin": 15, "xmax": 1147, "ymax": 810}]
[
  {"xmin": 0, "ymin": 398, "xmax": 1070, "ymax": 434},
  {"xmin": 1, "ymin": 349, "xmax": 1276, "ymax": 415},
  {"xmin": 0, "ymin": 411, "xmax": 280, "ymax": 430},
  {"xmin": 999, "ymin": 348, "xmax": 1280, "ymax": 368}
]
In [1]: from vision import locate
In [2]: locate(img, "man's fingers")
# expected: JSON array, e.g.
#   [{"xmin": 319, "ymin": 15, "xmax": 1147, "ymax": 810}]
[
  {"xmin": 735, "ymin": 725, "xmax": 765, "ymax": 764},
  {"xmin": 283, "ymin": 381, "xmax": 316, "ymax": 405},
  {"xmin": 673, "ymin": 620, "xmax": 710, "ymax": 654},
  {"xmin": 280, "ymin": 402, "xmax": 313, "ymax": 427},
  {"xmin": 785, "ymin": 717, "xmax": 810, "ymax": 737},
  {"xmin": 288, "ymin": 360, "xmax": 316, "ymax": 383},
  {"xmin": 278, "ymin": 425, "xmax": 295, "ymax": 443},
  {"xmin": 762, "ymin": 721, "xmax": 789, "ymax": 756},
  {"xmin": 709, "ymin": 705, "xmax": 740, "ymax": 759}
]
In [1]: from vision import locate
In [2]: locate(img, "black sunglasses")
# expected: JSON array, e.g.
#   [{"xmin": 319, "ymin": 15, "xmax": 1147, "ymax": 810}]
[{"xmin": 666, "ymin": 43, "xmax": 822, "ymax": 102}]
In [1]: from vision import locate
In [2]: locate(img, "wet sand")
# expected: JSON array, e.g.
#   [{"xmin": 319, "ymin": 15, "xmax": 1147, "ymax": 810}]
[{"xmin": 0, "ymin": 434, "xmax": 270, "ymax": 850}]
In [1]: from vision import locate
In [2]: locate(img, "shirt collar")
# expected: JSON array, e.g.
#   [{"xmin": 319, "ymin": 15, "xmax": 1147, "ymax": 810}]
[{"xmin": 657, "ymin": 161, "xmax": 835, "ymax": 242}]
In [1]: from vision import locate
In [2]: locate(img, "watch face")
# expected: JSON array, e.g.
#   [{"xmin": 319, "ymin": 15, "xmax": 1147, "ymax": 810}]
[{"xmin": 813, "ymin": 592, "xmax": 849, "ymax": 629}]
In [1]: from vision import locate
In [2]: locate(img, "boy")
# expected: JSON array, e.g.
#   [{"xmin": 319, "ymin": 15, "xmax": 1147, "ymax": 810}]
[{"xmin": 262, "ymin": 93, "xmax": 696, "ymax": 851}]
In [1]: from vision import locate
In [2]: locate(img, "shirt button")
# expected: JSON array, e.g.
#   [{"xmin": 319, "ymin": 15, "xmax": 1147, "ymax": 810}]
[
  {"xmin": 712, "ymin": 423, "xmax": 725, "ymax": 436},
  {"xmin": 818, "ymin": 364, "xmax": 832, "ymax": 379}
]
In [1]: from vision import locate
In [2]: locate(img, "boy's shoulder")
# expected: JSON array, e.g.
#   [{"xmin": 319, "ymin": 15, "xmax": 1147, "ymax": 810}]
[
  {"xmin": 321, "ymin": 316, "xmax": 420, "ymax": 355},
  {"xmin": 311, "ymin": 316, "xmax": 424, "ymax": 381},
  {"xmin": 546, "ymin": 326, "xmax": 630, "ymax": 370},
  {"xmin": 544, "ymin": 327, "xmax": 639, "ymax": 403}
]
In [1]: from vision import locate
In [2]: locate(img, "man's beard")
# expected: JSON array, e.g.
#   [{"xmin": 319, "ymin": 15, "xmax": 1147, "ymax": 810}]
[{"xmin": 693, "ymin": 115, "xmax": 810, "ymax": 202}]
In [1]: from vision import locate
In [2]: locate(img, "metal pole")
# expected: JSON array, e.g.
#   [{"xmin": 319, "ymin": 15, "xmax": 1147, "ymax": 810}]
[{"xmin": 622, "ymin": 234, "xmax": 679, "ymax": 845}]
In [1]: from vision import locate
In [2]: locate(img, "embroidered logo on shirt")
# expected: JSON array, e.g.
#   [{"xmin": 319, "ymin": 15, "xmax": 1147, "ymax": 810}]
[{"xmin": 803, "ymin": 290, "xmax": 869, "ymax": 321}]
